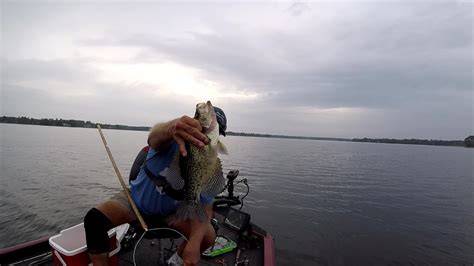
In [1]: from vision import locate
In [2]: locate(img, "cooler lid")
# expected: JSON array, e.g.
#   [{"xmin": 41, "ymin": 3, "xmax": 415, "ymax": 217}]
[{"xmin": 49, "ymin": 223, "xmax": 116, "ymax": 256}]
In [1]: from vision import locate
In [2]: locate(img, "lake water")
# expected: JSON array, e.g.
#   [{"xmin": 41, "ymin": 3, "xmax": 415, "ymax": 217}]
[{"xmin": 0, "ymin": 124, "xmax": 472, "ymax": 265}]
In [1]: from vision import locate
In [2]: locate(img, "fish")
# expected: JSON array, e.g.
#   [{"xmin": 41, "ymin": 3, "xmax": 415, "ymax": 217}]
[{"xmin": 166, "ymin": 101, "xmax": 227, "ymax": 223}]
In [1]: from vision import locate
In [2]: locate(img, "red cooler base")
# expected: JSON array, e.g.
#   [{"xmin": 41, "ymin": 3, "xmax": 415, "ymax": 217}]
[{"xmin": 49, "ymin": 223, "xmax": 120, "ymax": 266}]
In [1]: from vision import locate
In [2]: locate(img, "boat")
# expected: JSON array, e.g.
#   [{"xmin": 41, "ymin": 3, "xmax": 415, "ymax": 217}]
[{"xmin": 0, "ymin": 164, "xmax": 276, "ymax": 266}]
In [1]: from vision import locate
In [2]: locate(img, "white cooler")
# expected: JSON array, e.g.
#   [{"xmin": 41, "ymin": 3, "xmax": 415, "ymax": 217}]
[{"xmin": 49, "ymin": 223, "xmax": 128, "ymax": 266}]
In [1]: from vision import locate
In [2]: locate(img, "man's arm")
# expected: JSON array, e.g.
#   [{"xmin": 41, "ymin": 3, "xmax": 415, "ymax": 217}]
[
  {"xmin": 147, "ymin": 116, "xmax": 209, "ymax": 156},
  {"xmin": 188, "ymin": 204, "xmax": 213, "ymax": 243},
  {"xmin": 181, "ymin": 205, "xmax": 214, "ymax": 266}
]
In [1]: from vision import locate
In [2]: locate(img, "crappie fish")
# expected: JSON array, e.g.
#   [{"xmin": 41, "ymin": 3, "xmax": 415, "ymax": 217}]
[{"xmin": 166, "ymin": 101, "xmax": 227, "ymax": 222}]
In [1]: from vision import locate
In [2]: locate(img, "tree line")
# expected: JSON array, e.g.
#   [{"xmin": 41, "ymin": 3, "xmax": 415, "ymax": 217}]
[
  {"xmin": 0, "ymin": 116, "xmax": 150, "ymax": 131},
  {"xmin": 1, "ymin": 115, "xmax": 472, "ymax": 147},
  {"xmin": 351, "ymin": 137, "xmax": 467, "ymax": 147}
]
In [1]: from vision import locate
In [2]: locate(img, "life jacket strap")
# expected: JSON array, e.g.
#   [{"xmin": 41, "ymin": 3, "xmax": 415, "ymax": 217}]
[{"xmin": 142, "ymin": 161, "xmax": 185, "ymax": 201}]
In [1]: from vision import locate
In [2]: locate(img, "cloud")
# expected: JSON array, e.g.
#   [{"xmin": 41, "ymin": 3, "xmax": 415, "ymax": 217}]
[
  {"xmin": 1, "ymin": 1, "xmax": 472, "ymax": 139},
  {"xmin": 79, "ymin": 1, "xmax": 471, "ymax": 111}
]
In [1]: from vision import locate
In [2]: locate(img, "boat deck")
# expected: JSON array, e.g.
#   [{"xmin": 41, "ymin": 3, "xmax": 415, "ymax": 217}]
[
  {"xmin": 1, "ymin": 207, "xmax": 268, "ymax": 266},
  {"xmin": 118, "ymin": 209, "xmax": 264, "ymax": 265}
]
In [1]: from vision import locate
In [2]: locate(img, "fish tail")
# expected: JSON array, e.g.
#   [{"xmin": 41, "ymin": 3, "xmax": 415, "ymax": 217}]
[{"xmin": 173, "ymin": 202, "xmax": 208, "ymax": 223}]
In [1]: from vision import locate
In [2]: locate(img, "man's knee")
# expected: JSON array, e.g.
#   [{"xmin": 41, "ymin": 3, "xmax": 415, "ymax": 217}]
[
  {"xmin": 96, "ymin": 200, "xmax": 136, "ymax": 225},
  {"xmin": 84, "ymin": 208, "xmax": 113, "ymax": 254}
]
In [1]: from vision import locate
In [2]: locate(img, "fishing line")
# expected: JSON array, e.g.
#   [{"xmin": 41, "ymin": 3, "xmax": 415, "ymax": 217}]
[{"xmin": 132, "ymin": 228, "xmax": 188, "ymax": 266}]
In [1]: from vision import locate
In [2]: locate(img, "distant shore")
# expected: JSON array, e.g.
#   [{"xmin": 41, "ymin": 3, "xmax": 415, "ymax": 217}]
[{"xmin": 1, "ymin": 116, "xmax": 470, "ymax": 147}]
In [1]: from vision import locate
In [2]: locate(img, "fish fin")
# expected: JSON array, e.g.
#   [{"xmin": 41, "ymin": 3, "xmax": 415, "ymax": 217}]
[
  {"xmin": 201, "ymin": 157, "xmax": 226, "ymax": 197},
  {"xmin": 172, "ymin": 202, "xmax": 208, "ymax": 223},
  {"xmin": 164, "ymin": 151, "xmax": 185, "ymax": 190},
  {"xmin": 217, "ymin": 140, "xmax": 228, "ymax": 155}
]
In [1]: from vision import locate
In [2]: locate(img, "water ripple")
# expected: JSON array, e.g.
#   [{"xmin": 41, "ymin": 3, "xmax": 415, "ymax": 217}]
[{"xmin": 1, "ymin": 125, "xmax": 473, "ymax": 265}]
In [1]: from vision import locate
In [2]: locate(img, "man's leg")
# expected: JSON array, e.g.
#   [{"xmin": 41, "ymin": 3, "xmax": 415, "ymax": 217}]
[{"xmin": 84, "ymin": 192, "xmax": 137, "ymax": 266}]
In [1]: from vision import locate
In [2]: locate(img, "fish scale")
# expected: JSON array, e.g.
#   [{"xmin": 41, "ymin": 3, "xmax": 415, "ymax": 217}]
[{"xmin": 170, "ymin": 101, "xmax": 227, "ymax": 223}]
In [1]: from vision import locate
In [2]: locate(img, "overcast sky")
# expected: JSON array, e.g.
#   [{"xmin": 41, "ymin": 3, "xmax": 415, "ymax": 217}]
[{"xmin": 1, "ymin": 1, "xmax": 472, "ymax": 139}]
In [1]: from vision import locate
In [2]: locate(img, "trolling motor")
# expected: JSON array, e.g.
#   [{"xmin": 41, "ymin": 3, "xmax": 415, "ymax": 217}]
[
  {"xmin": 214, "ymin": 170, "xmax": 242, "ymax": 208},
  {"xmin": 226, "ymin": 170, "xmax": 239, "ymax": 198}
]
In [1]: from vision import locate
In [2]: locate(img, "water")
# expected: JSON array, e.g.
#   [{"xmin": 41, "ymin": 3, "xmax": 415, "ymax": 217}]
[{"xmin": 1, "ymin": 124, "xmax": 472, "ymax": 265}]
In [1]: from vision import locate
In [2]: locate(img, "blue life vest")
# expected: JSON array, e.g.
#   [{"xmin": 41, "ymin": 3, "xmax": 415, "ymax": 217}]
[{"xmin": 130, "ymin": 143, "xmax": 213, "ymax": 216}]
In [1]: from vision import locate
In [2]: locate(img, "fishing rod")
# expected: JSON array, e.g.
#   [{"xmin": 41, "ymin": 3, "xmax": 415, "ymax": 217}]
[{"xmin": 97, "ymin": 124, "xmax": 149, "ymax": 232}]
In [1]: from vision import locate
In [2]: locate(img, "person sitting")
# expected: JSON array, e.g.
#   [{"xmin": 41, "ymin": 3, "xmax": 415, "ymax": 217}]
[{"xmin": 83, "ymin": 107, "xmax": 227, "ymax": 266}]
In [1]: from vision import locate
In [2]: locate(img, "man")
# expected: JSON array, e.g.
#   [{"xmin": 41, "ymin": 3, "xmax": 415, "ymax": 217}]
[{"xmin": 84, "ymin": 107, "xmax": 227, "ymax": 266}]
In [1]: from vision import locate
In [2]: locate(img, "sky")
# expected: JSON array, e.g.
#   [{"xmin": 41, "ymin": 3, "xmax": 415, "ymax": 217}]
[{"xmin": 1, "ymin": 1, "xmax": 472, "ymax": 140}]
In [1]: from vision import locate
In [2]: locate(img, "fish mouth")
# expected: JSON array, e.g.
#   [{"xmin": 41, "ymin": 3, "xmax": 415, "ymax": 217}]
[
  {"xmin": 201, "ymin": 116, "xmax": 217, "ymax": 133},
  {"xmin": 201, "ymin": 125, "xmax": 216, "ymax": 136}
]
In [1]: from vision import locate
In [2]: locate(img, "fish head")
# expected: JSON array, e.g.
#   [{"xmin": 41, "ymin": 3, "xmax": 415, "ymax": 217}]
[{"xmin": 195, "ymin": 101, "xmax": 217, "ymax": 134}]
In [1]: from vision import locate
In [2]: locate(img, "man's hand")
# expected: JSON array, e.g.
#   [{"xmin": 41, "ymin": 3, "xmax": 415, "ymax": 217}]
[
  {"xmin": 170, "ymin": 116, "xmax": 209, "ymax": 157},
  {"xmin": 148, "ymin": 116, "xmax": 209, "ymax": 156}
]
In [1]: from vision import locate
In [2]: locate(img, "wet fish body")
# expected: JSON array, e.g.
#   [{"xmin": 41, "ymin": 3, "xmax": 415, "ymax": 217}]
[{"xmin": 169, "ymin": 101, "xmax": 226, "ymax": 222}]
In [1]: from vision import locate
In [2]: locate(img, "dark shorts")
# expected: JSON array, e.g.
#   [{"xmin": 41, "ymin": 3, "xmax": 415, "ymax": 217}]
[{"xmin": 109, "ymin": 190, "xmax": 171, "ymax": 226}]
